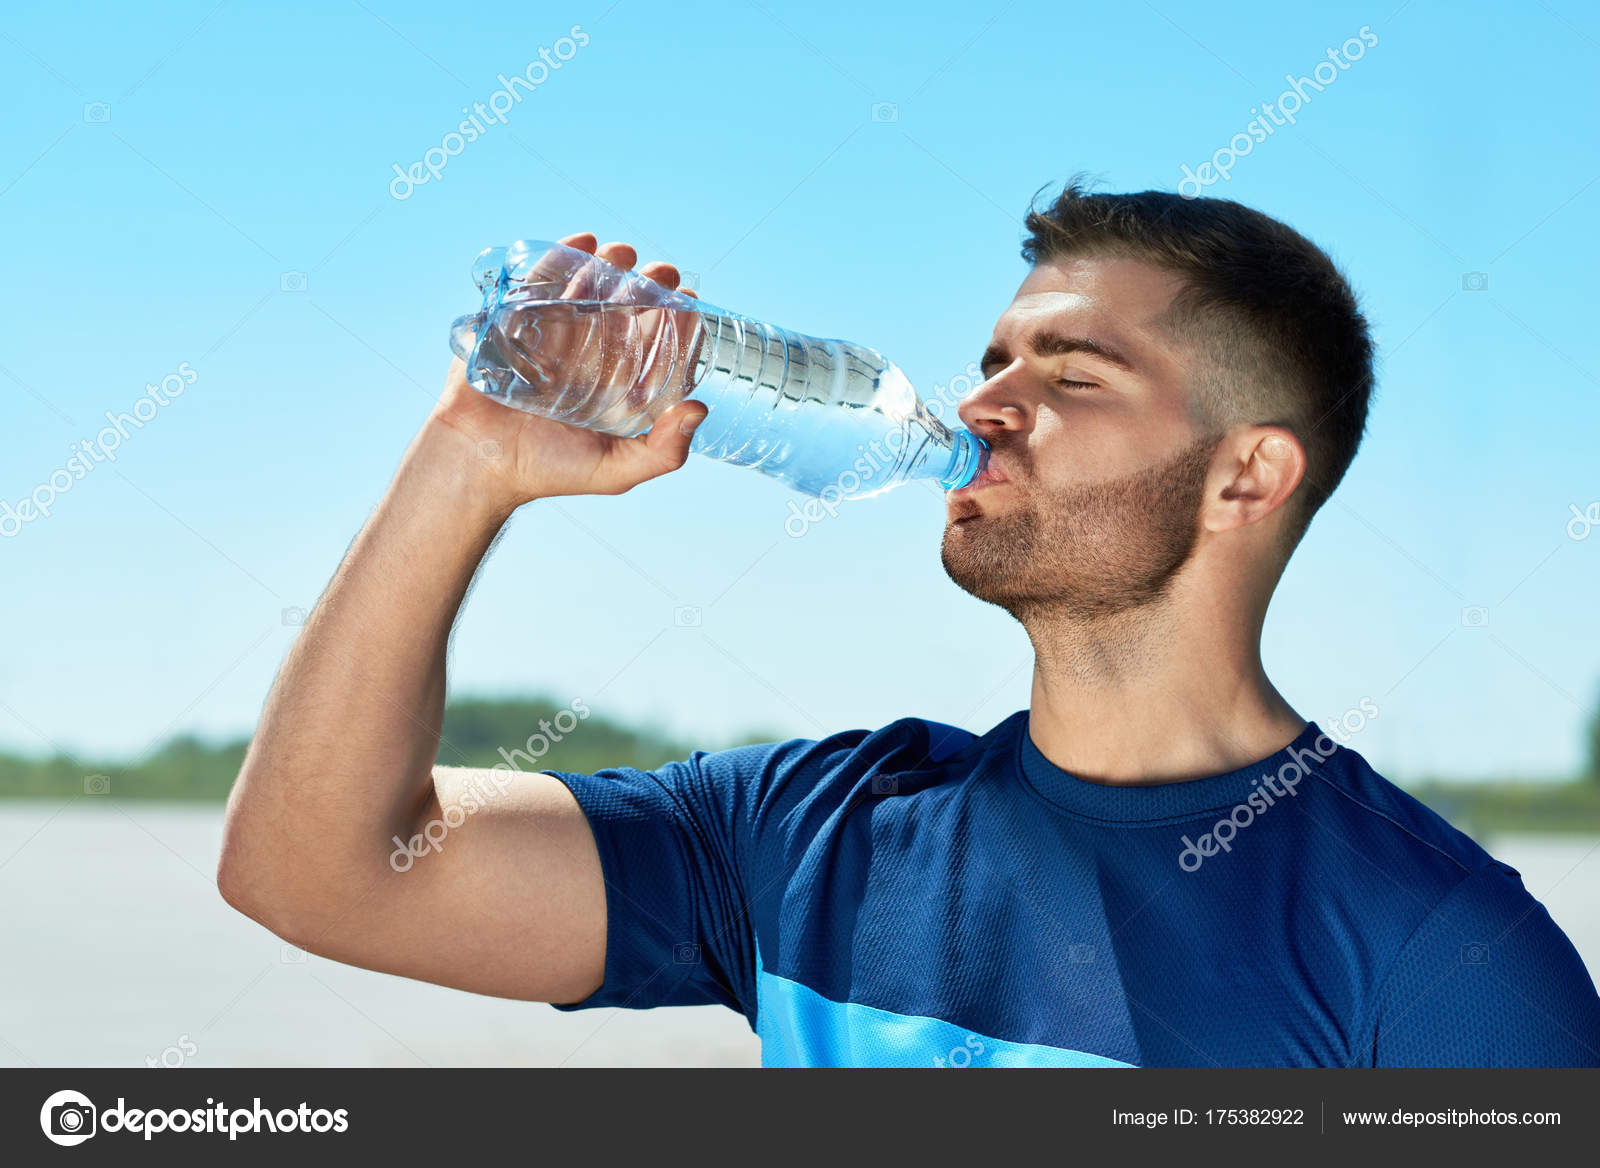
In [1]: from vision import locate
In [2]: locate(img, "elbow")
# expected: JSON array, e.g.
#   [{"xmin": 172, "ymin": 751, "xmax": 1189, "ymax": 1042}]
[
  {"xmin": 214, "ymin": 841, "xmax": 258, "ymax": 918},
  {"xmin": 215, "ymin": 787, "xmax": 302, "ymax": 940},
  {"xmin": 216, "ymin": 842, "xmax": 319, "ymax": 949},
  {"xmin": 215, "ymin": 772, "xmax": 390, "ymax": 949},
  {"xmin": 215, "ymin": 831, "xmax": 281, "ymax": 932}
]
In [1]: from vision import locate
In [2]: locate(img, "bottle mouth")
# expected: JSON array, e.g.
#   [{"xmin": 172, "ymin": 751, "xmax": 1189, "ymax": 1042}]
[{"xmin": 939, "ymin": 430, "xmax": 989, "ymax": 490}]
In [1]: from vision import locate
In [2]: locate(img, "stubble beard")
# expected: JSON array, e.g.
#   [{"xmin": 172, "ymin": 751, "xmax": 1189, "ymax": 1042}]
[{"xmin": 940, "ymin": 435, "xmax": 1219, "ymax": 625}]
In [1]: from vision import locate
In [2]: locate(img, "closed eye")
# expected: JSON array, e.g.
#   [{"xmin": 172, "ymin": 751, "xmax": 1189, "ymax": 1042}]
[{"xmin": 1055, "ymin": 378, "xmax": 1097, "ymax": 390}]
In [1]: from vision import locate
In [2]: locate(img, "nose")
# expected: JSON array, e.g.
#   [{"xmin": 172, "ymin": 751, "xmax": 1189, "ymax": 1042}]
[{"xmin": 957, "ymin": 362, "xmax": 1032, "ymax": 438}]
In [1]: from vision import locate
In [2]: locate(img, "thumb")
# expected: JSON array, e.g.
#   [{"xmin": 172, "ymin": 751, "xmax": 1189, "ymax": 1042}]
[{"xmin": 615, "ymin": 399, "xmax": 709, "ymax": 485}]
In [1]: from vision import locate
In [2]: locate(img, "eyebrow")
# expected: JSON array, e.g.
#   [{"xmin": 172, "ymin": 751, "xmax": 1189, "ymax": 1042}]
[{"xmin": 980, "ymin": 329, "xmax": 1137, "ymax": 377}]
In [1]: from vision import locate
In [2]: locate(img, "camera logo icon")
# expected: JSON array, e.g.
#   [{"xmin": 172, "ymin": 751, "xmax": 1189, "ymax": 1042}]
[
  {"xmin": 147, "ymin": 1033, "xmax": 197, "ymax": 1069},
  {"xmin": 1460, "ymin": 271, "xmax": 1489, "ymax": 292},
  {"xmin": 677, "ymin": 270, "xmax": 700, "ymax": 292},
  {"xmin": 280, "ymin": 271, "xmax": 309, "ymax": 292},
  {"xmin": 870, "ymin": 774, "xmax": 899, "ymax": 795},
  {"xmin": 84, "ymin": 774, "xmax": 111, "ymax": 796},
  {"xmin": 1461, "ymin": 942, "xmax": 1490, "ymax": 965},
  {"xmin": 476, "ymin": 439, "xmax": 503, "ymax": 460},
  {"xmin": 280, "ymin": 943, "xmax": 307, "ymax": 964},
  {"xmin": 1460, "ymin": 605, "xmax": 1489, "ymax": 628},
  {"xmin": 870, "ymin": 101, "xmax": 898, "ymax": 123},
  {"xmin": 282, "ymin": 606, "xmax": 307, "ymax": 626},
  {"xmin": 673, "ymin": 942, "xmax": 701, "ymax": 963},
  {"xmin": 673, "ymin": 606, "xmax": 702, "ymax": 628},
  {"xmin": 1567, "ymin": 502, "xmax": 1600, "ymax": 541},
  {"xmin": 82, "ymin": 102, "xmax": 111, "ymax": 123},
  {"xmin": 40, "ymin": 1089, "xmax": 97, "ymax": 1146}
]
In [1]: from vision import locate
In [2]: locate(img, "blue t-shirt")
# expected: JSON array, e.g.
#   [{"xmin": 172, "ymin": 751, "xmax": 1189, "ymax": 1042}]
[{"xmin": 545, "ymin": 713, "xmax": 1600, "ymax": 1067}]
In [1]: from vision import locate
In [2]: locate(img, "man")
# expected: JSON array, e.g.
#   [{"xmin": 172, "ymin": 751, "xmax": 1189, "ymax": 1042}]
[{"xmin": 218, "ymin": 184, "xmax": 1600, "ymax": 1067}]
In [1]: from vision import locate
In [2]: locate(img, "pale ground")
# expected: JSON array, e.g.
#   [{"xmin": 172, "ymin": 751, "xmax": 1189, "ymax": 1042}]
[{"xmin": 2, "ymin": 803, "xmax": 1594, "ymax": 1067}]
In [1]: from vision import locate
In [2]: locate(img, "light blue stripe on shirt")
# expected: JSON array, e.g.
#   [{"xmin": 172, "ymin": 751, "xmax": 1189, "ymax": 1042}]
[{"xmin": 755, "ymin": 949, "xmax": 1136, "ymax": 1068}]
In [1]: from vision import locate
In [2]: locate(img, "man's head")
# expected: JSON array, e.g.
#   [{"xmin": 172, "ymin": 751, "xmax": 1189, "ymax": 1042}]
[{"xmin": 942, "ymin": 180, "xmax": 1375, "ymax": 624}]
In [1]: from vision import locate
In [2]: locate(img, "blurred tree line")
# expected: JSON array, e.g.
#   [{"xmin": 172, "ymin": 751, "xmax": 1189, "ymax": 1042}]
[
  {"xmin": 3, "ymin": 691, "xmax": 1600, "ymax": 832},
  {"xmin": 1589, "ymin": 693, "xmax": 1600, "ymax": 784},
  {"xmin": 0, "ymin": 695, "xmax": 778, "ymax": 801}
]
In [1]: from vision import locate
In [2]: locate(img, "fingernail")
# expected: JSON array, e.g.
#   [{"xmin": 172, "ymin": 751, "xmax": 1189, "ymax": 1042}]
[{"xmin": 680, "ymin": 412, "xmax": 704, "ymax": 437}]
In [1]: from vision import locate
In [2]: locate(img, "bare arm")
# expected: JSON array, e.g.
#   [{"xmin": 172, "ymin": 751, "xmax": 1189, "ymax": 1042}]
[{"xmin": 216, "ymin": 235, "xmax": 708, "ymax": 1003}]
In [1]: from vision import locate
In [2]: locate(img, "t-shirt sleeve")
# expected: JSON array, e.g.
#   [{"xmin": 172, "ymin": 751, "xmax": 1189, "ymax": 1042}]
[
  {"xmin": 541, "ymin": 742, "xmax": 790, "ymax": 1020},
  {"xmin": 1370, "ymin": 862, "xmax": 1600, "ymax": 1066}
]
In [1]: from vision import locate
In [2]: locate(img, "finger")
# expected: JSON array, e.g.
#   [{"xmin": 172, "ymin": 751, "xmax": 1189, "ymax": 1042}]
[
  {"xmin": 594, "ymin": 240, "xmax": 636, "ymax": 272},
  {"xmin": 598, "ymin": 262, "xmax": 696, "ymax": 431},
  {"xmin": 670, "ymin": 288, "xmax": 700, "ymax": 342},
  {"xmin": 631, "ymin": 261, "xmax": 681, "ymax": 371},
  {"xmin": 637, "ymin": 261, "xmax": 680, "ymax": 289},
  {"xmin": 586, "ymin": 242, "xmax": 645, "ymax": 396},
  {"xmin": 671, "ymin": 284, "xmax": 700, "ymax": 374},
  {"xmin": 615, "ymin": 398, "xmax": 708, "ymax": 484},
  {"xmin": 519, "ymin": 233, "xmax": 595, "ymax": 294},
  {"xmin": 558, "ymin": 238, "xmax": 634, "ymax": 304}
]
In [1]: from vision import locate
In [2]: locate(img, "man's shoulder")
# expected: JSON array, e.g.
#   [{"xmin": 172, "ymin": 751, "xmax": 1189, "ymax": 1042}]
[
  {"xmin": 1304, "ymin": 731, "xmax": 1506, "ymax": 894},
  {"xmin": 691, "ymin": 712, "xmax": 1002, "ymax": 786}
]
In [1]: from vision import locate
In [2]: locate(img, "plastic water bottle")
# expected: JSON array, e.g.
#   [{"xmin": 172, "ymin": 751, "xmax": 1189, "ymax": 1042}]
[{"xmin": 448, "ymin": 240, "xmax": 987, "ymax": 498}]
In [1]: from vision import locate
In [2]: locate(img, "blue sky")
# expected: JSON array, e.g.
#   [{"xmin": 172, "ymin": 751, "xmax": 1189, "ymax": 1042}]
[{"xmin": 2, "ymin": 0, "xmax": 1597, "ymax": 780}]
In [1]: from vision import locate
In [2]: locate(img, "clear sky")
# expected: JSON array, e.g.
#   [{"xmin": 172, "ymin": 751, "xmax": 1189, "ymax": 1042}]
[{"xmin": 2, "ymin": 0, "xmax": 1597, "ymax": 780}]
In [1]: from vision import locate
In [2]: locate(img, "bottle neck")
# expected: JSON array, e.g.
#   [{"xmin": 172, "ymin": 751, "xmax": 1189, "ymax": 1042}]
[{"xmin": 898, "ymin": 410, "xmax": 988, "ymax": 490}]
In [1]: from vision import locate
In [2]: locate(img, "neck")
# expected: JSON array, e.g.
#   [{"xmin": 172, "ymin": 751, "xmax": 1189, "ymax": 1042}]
[{"xmin": 1021, "ymin": 571, "xmax": 1305, "ymax": 785}]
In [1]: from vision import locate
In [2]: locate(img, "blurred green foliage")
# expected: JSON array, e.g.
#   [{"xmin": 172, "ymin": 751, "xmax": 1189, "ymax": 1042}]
[
  {"xmin": 4, "ymin": 695, "xmax": 1600, "ymax": 836},
  {"xmin": 1411, "ymin": 780, "xmax": 1600, "ymax": 836},
  {"xmin": 0, "ymin": 695, "xmax": 779, "ymax": 802},
  {"xmin": 1588, "ymin": 693, "xmax": 1600, "ymax": 784}
]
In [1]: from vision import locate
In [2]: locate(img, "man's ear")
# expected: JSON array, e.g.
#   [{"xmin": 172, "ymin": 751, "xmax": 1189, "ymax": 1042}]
[{"xmin": 1203, "ymin": 426, "xmax": 1306, "ymax": 533}]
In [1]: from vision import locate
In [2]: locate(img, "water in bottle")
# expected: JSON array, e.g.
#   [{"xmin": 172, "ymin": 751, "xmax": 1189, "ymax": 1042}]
[{"xmin": 449, "ymin": 240, "xmax": 987, "ymax": 498}]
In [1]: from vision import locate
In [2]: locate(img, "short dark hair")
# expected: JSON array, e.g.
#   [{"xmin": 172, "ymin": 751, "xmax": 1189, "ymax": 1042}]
[{"xmin": 1020, "ymin": 179, "xmax": 1375, "ymax": 539}]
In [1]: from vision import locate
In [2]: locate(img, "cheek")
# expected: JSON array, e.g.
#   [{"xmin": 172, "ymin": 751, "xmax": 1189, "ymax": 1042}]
[
  {"xmin": 1028, "ymin": 407, "xmax": 1142, "ymax": 488},
  {"xmin": 1032, "ymin": 398, "xmax": 1197, "ymax": 487}
]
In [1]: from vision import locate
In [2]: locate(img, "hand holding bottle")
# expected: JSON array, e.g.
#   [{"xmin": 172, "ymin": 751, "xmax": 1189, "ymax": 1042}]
[
  {"xmin": 450, "ymin": 238, "xmax": 988, "ymax": 498},
  {"xmin": 434, "ymin": 232, "xmax": 709, "ymax": 502}
]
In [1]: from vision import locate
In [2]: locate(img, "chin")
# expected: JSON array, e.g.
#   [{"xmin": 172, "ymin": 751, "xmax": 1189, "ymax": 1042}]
[{"xmin": 941, "ymin": 520, "xmax": 1026, "ymax": 602}]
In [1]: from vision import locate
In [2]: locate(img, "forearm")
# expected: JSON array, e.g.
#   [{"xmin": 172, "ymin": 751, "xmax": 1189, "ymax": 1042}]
[{"xmin": 219, "ymin": 410, "xmax": 521, "ymax": 916}]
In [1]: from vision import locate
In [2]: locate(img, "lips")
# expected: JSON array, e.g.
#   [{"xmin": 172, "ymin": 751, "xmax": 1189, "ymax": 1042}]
[{"xmin": 950, "ymin": 452, "xmax": 1010, "ymax": 497}]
